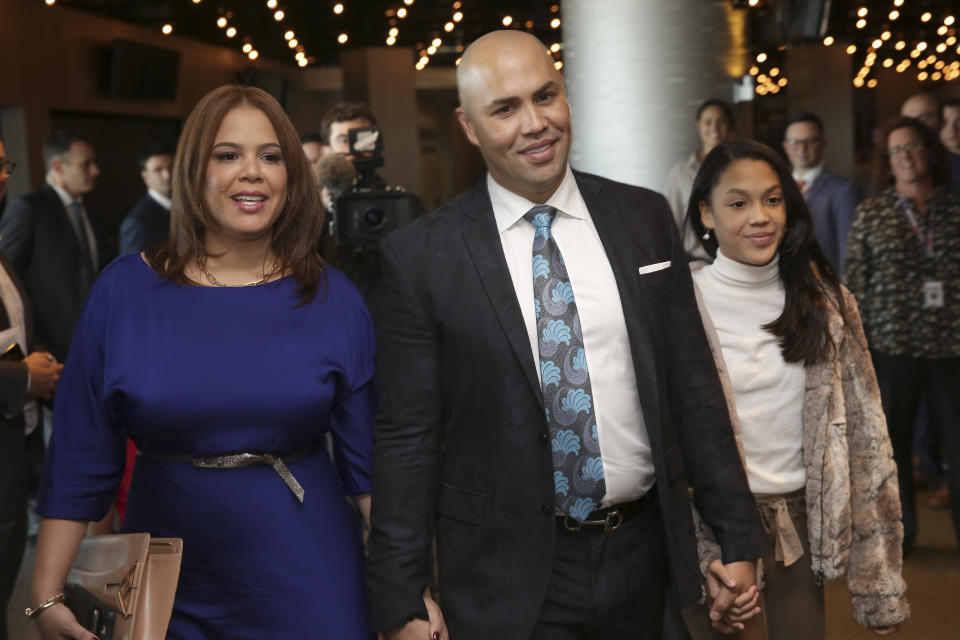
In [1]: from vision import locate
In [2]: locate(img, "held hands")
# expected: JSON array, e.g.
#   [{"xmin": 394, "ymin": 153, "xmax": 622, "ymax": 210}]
[
  {"xmin": 706, "ymin": 559, "xmax": 761, "ymax": 634},
  {"xmin": 25, "ymin": 351, "xmax": 63, "ymax": 401},
  {"xmin": 382, "ymin": 587, "xmax": 447, "ymax": 640},
  {"xmin": 34, "ymin": 602, "xmax": 100, "ymax": 640}
]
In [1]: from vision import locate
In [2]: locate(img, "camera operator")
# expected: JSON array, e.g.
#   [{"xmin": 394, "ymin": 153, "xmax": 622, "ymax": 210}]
[{"xmin": 313, "ymin": 102, "xmax": 423, "ymax": 304}]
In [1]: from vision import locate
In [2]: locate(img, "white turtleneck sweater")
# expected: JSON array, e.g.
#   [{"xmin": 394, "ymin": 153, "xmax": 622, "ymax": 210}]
[{"xmin": 692, "ymin": 249, "xmax": 806, "ymax": 495}]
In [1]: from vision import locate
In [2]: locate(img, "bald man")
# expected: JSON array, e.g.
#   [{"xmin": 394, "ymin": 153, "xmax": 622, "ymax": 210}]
[
  {"xmin": 367, "ymin": 31, "xmax": 765, "ymax": 639},
  {"xmin": 900, "ymin": 92, "xmax": 942, "ymax": 132}
]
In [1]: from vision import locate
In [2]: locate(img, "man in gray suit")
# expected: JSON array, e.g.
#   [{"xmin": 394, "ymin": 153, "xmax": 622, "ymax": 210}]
[{"xmin": 782, "ymin": 113, "xmax": 862, "ymax": 274}]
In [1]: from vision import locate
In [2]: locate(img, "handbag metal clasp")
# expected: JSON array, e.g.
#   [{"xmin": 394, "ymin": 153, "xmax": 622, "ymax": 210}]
[{"xmin": 104, "ymin": 563, "xmax": 140, "ymax": 616}]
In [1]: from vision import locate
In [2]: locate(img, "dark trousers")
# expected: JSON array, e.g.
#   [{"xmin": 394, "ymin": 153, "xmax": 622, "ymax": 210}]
[
  {"xmin": 871, "ymin": 352, "xmax": 960, "ymax": 552},
  {"xmin": 532, "ymin": 495, "xmax": 668, "ymax": 639},
  {"xmin": 0, "ymin": 428, "xmax": 30, "ymax": 640},
  {"xmin": 684, "ymin": 492, "xmax": 823, "ymax": 640}
]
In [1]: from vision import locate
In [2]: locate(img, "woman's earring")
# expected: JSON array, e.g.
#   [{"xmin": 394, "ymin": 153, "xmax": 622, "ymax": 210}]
[{"xmin": 702, "ymin": 228, "xmax": 713, "ymax": 241}]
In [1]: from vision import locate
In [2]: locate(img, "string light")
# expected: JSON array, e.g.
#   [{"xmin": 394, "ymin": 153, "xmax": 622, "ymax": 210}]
[
  {"xmin": 846, "ymin": 44, "xmax": 857, "ymax": 54},
  {"xmin": 857, "ymin": 7, "xmax": 868, "ymax": 18},
  {"xmin": 502, "ymin": 15, "xmax": 513, "ymax": 27},
  {"xmin": 298, "ymin": 58, "xmax": 308, "ymax": 67},
  {"xmin": 44, "ymin": 0, "xmax": 56, "ymax": 5},
  {"xmin": 445, "ymin": 22, "xmax": 454, "ymax": 32},
  {"xmin": 274, "ymin": 10, "xmax": 284, "ymax": 21},
  {"xmin": 397, "ymin": 7, "xmax": 407, "ymax": 18},
  {"xmin": 550, "ymin": 43, "xmax": 560, "ymax": 53},
  {"xmin": 856, "ymin": 19, "xmax": 867, "ymax": 29},
  {"xmin": 889, "ymin": 10, "xmax": 899, "ymax": 20},
  {"xmin": 921, "ymin": 12, "xmax": 932, "ymax": 22},
  {"xmin": 551, "ymin": 18, "xmax": 561, "ymax": 29},
  {"xmin": 284, "ymin": 30, "xmax": 294, "ymax": 40},
  {"xmin": 386, "ymin": 36, "xmax": 396, "ymax": 45},
  {"xmin": 226, "ymin": 27, "xmax": 237, "ymax": 38},
  {"xmin": 287, "ymin": 38, "xmax": 298, "ymax": 48},
  {"xmin": 946, "ymin": 16, "xmax": 956, "ymax": 26},
  {"xmin": 895, "ymin": 40, "xmax": 906, "ymax": 50},
  {"xmin": 248, "ymin": 50, "xmax": 259, "ymax": 60},
  {"xmin": 823, "ymin": 36, "xmax": 834, "ymax": 46},
  {"xmin": 161, "ymin": 23, "xmax": 173, "ymax": 35},
  {"xmin": 338, "ymin": 33, "xmax": 348, "ymax": 44},
  {"xmin": 453, "ymin": 11, "xmax": 463, "ymax": 22},
  {"xmin": 554, "ymin": 60, "xmax": 563, "ymax": 70},
  {"xmin": 872, "ymin": 38, "xmax": 882, "ymax": 49},
  {"xmin": 867, "ymin": 78, "xmax": 878, "ymax": 88},
  {"xmin": 756, "ymin": 52, "xmax": 767, "ymax": 62},
  {"xmin": 242, "ymin": 42, "xmax": 253, "ymax": 53},
  {"xmin": 217, "ymin": 17, "xmax": 227, "ymax": 28},
  {"xmin": 431, "ymin": 37, "xmax": 442, "ymax": 47},
  {"xmin": 333, "ymin": 3, "xmax": 343, "ymax": 14},
  {"xmin": 266, "ymin": 0, "xmax": 277, "ymax": 7}
]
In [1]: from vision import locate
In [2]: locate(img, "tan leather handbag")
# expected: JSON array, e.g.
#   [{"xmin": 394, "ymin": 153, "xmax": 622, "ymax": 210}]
[{"xmin": 64, "ymin": 533, "xmax": 182, "ymax": 640}]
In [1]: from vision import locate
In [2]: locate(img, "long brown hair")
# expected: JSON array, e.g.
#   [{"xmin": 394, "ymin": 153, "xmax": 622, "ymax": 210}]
[{"xmin": 146, "ymin": 85, "xmax": 326, "ymax": 305}]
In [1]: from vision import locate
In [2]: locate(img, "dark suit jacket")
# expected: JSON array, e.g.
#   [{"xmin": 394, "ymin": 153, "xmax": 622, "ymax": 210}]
[
  {"xmin": 119, "ymin": 193, "xmax": 170, "ymax": 254},
  {"xmin": 805, "ymin": 169, "xmax": 862, "ymax": 275},
  {"xmin": 367, "ymin": 171, "xmax": 766, "ymax": 638},
  {"xmin": 0, "ymin": 183, "xmax": 98, "ymax": 361}
]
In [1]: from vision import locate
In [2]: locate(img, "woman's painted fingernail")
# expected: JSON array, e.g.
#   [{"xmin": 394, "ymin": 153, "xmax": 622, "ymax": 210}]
[{"xmin": 433, "ymin": 632, "xmax": 440, "ymax": 640}]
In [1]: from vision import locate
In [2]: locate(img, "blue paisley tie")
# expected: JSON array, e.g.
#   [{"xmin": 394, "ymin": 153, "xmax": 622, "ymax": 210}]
[{"xmin": 524, "ymin": 204, "xmax": 605, "ymax": 522}]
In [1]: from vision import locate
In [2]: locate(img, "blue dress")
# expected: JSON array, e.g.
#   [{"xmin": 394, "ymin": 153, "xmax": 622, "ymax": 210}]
[{"xmin": 38, "ymin": 253, "xmax": 376, "ymax": 639}]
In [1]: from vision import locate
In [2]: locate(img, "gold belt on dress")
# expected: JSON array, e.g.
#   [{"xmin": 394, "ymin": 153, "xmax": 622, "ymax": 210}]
[{"xmin": 140, "ymin": 447, "xmax": 314, "ymax": 503}]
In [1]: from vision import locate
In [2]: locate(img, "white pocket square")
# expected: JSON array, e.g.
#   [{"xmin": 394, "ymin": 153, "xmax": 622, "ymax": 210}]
[{"xmin": 637, "ymin": 261, "xmax": 671, "ymax": 275}]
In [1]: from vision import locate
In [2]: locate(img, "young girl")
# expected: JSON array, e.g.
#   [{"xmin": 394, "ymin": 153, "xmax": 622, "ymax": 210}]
[{"xmin": 685, "ymin": 140, "xmax": 908, "ymax": 639}]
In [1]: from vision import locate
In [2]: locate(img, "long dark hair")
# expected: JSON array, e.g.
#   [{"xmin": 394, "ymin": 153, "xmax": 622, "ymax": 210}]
[
  {"xmin": 685, "ymin": 140, "xmax": 844, "ymax": 366},
  {"xmin": 146, "ymin": 85, "xmax": 326, "ymax": 305}
]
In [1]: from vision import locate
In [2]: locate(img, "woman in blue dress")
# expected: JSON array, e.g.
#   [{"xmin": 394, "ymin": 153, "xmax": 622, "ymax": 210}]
[{"xmin": 29, "ymin": 85, "xmax": 376, "ymax": 639}]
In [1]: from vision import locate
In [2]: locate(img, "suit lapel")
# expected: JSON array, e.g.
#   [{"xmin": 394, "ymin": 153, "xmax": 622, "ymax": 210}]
[
  {"xmin": 574, "ymin": 172, "xmax": 660, "ymax": 423},
  {"xmin": 459, "ymin": 182, "xmax": 544, "ymax": 407}
]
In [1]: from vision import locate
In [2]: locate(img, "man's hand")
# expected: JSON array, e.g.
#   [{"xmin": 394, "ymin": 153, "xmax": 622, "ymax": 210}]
[
  {"xmin": 24, "ymin": 352, "xmax": 63, "ymax": 401},
  {"xmin": 706, "ymin": 559, "xmax": 761, "ymax": 634},
  {"xmin": 382, "ymin": 588, "xmax": 447, "ymax": 640}
]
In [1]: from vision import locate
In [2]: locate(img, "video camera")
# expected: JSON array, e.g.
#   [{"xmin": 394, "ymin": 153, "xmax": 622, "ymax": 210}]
[{"xmin": 329, "ymin": 126, "xmax": 423, "ymax": 250}]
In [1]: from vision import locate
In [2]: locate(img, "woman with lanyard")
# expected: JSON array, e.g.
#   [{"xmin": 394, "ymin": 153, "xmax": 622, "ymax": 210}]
[{"xmin": 845, "ymin": 116, "xmax": 960, "ymax": 557}]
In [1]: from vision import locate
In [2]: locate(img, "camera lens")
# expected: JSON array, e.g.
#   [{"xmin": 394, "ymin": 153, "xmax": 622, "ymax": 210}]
[{"xmin": 364, "ymin": 207, "xmax": 386, "ymax": 230}]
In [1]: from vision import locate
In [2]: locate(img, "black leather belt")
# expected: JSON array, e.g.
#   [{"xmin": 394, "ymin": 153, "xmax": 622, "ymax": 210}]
[{"xmin": 558, "ymin": 486, "xmax": 657, "ymax": 533}]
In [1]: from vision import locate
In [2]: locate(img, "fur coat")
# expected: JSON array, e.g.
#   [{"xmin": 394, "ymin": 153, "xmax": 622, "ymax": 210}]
[{"xmin": 690, "ymin": 262, "xmax": 909, "ymax": 629}]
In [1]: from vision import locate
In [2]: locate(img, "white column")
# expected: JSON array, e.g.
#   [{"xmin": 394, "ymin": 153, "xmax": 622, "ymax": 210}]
[{"xmin": 563, "ymin": 0, "xmax": 748, "ymax": 191}]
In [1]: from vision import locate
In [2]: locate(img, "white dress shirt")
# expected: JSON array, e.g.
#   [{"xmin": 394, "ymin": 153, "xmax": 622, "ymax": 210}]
[
  {"xmin": 792, "ymin": 164, "xmax": 824, "ymax": 198},
  {"xmin": 49, "ymin": 182, "xmax": 98, "ymax": 271},
  {"xmin": 663, "ymin": 152, "xmax": 710, "ymax": 261},
  {"xmin": 488, "ymin": 166, "xmax": 655, "ymax": 507},
  {"xmin": 148, "ymin": 188, "xmax": 172, "ymax": 210}
]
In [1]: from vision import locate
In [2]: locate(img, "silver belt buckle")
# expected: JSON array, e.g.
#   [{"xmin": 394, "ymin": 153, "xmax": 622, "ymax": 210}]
[{"xmin": 603, "ymin": 509, "xmax": 623, "ymax": 532}]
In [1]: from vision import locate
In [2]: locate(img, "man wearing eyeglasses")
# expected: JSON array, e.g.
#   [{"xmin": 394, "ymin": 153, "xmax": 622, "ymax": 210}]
[{"xmin": 782, "ymin": 113, "xmax": 862, "ymax": 274}]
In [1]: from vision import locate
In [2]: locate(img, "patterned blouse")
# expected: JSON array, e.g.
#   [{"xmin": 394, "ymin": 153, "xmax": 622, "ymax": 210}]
[{"xmin": 845, "ymin": 186, "xmax": 960, "ymax": 358}]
